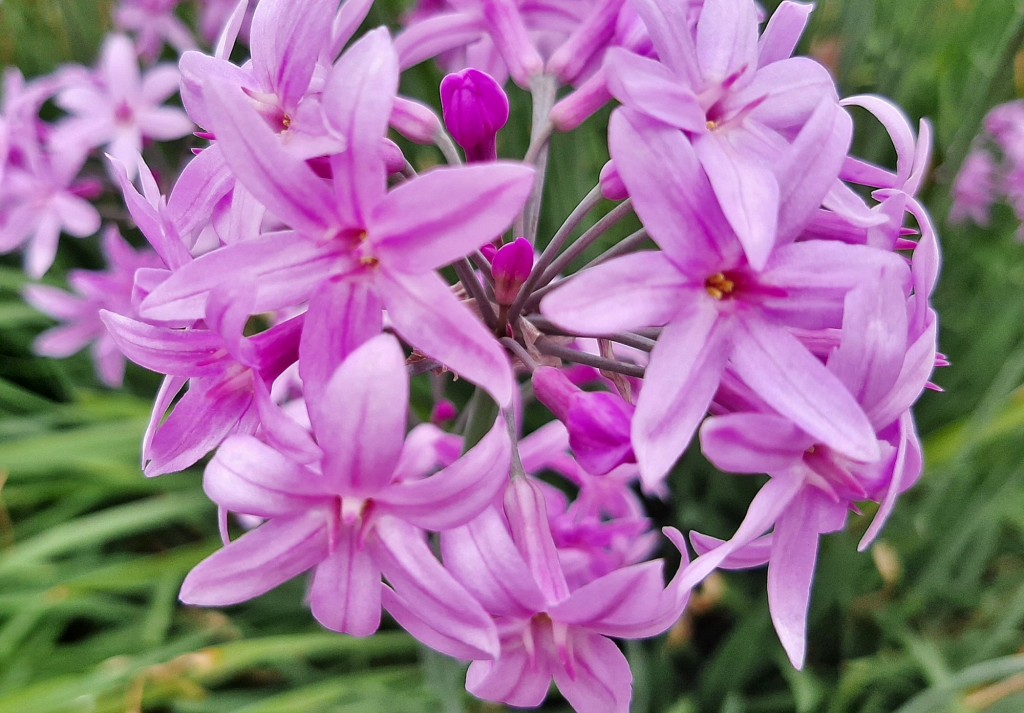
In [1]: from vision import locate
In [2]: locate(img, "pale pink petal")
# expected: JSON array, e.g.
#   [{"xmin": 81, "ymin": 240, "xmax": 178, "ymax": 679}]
[
  {"xmin": 466, "ymin": 637, "xmax": 551, "ymax": 706},
  {"xmin": 603, "ymin": 49, "xmax": 706, "ymax": 132},
  {"xmin": 767, "ymin": 492, "xmax": 821, "ymax": 669},
  {"xmin": 695, "ymin": 0, "xmax": 759, "ymax": 84},
  {"xmin": 99, "ymin": 311, "xmax": 228, "ymax": 377},
  {"xmin": 758, "ymin": 1, "xmax": 815, "ymax": 66},
  {"xmin": 699, "ymin": 413, "xmax": 807, "ymax": 474},
  {"xmin": 249, "ymin": 0, "xmax": 335, "ymax": 110},
  {"xmin": 504, "ymin": 477, "xmax": 570, "ymax": 604},
  {"xmin": 553, "ymin": 631, "xmax": 632, "ymax": 713},
  {"xmin": 690, "ymin": 531, "xmax": 773, "ymax": 569}
]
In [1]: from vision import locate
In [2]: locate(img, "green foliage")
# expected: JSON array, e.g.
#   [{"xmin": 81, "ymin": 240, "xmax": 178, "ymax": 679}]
[{"xmin": 2, "ymin": 0, "xmax": 1024, "ymax": 711}]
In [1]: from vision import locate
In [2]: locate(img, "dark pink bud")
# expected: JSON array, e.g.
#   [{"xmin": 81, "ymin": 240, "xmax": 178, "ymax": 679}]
[
  {"xmin": 440, "ymin": 69, "xmax": 509, "ymax": 162},
  {"xmin": 491, "ymin": 237, "xmax": 533, "ymax": 305},
  {"xmin": 480, "ymin": 243, "xmax": 498, "ymax": 263},
  {"xmin": 532, "ymin": 366, "xmax": 578, "ymax": 422},
  {"xmin": 431, "ymin": 399, "xmax": 458, "ymax": 424},
  {"xmin": 567, "ymin": 391, "xmax": 635, "ymax": 475}
]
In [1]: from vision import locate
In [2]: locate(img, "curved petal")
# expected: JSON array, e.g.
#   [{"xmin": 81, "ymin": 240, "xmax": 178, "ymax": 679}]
[
  {"xmin": 553, "ymin": 631, "xmax": 632, "ymax": 713},
  {"xmin": 699, "ymin": 412, "xmax": 807, "ymax": 474},
  {"xmin": 309, "ymin": 334, "xmax": 407, "ymax": 495},
  {"xmin": 179, "ymin": 511, "xmax": 329, "ymax": 606},
  {"xmin": 309, "ymin": 523, "xmax": 383, "ymax": 636}
]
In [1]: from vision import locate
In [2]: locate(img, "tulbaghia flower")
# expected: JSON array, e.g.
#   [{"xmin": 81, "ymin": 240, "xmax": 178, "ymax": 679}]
[
  {"xmin": 24, "ymin": 226, "xmax": 162, "ymax": 386},
  {"xmin": 116, "ymin": 0, "xmax": 197, "ymax": 61},
  {"xmin": 950, "ymin": 148, "xmax": 996, "ymax": 227},
  {"xmin": 443, "ymin": 477, "xmax": 690, "ymax": 712},
  {"xmin": 51, "ymin": 34, "xmax": 193, "ymax": 177},
  {"xmin": 180, "ymin": 334, "xmax": 511, "ymax": 657}
]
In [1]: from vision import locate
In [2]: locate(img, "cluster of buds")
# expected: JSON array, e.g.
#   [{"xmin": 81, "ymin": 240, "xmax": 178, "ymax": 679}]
[
  {"xmin": 4, "ymin": 0, "xmax": 943, "ymax": 710},
  {"xmin": 952, "ymin": 100, "xmax": 1024, "ymax": 239}
]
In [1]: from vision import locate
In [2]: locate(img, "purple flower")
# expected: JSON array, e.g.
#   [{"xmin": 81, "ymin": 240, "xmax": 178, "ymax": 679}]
[
  {"xmin": 950, "ymin": 148, "xmax": 997, "ymax": 227},
  {"xmin": 180, "ymin": 334, "xmax": 510, "ymax": 658},
  {"xmin": 542, "ymin": 107, "xmax": 901, "ymax": 487},
  {"xmin": 443, "ymin": 476, "xmax": 690, "ymax": 712},
  {"xmin": 51, "ymin": 34, "xmax": 193, "ymax": 178},
  {"xmin": 115, "ymin": 0, "xmax": 197, "ymax": 62},
  {"xmin": 24, "ymin": 226, "xmax": 162, "ymax": 386}
]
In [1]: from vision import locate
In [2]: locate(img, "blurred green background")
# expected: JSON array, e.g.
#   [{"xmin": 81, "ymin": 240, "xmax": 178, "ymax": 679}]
[{"xmin": 2, "ymin": 0, "xmax": 1024, "ymax": 711}]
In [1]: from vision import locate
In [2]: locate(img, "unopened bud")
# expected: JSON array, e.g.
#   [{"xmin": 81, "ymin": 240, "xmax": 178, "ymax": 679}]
[
  {"xmin": 491, "ymin": 237, "xmax": 533, "ymax": 305},
  {"xmin": 532, "ymin": 366, "xmax": 578, "ymax": 422},
  {"xmin": 440, "ymin": 69, "xmax": 509, "ymax": 162},
  {"xmin": 390, "ymin": 96, "xmax": 443, "ymax": 145}
]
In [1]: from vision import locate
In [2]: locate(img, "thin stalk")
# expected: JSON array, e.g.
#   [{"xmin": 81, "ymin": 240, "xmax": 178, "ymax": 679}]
[
  {"xmin": 516, "ymin": 74, "xmax": 558, "ymax": 242},
  {"xmin": 504, "ymin": 406, "xmax": 527, "ymax": 480},
  {"xmin": 454, "ymin": 258, "xmax": 497, "ymax": 328},
  {"xmin": 435, "ymin": 130, "xmax": 464, "ymax": 165},
  {"xmin": 528, "ymin": 316, "xmax": 655, "ymax": 351},
  {"xmin": 523, "ymin": 227, "xmax": 649, "ymax": 310},
  {"xmin": 532, "ymin": 199, "xmax": 634, "ymax": 289},
  {"xmin": 507, "ymin": 184, "xmax": 603, "ymax": 325},
  {"xmin": 470, "ymin": 249, "xmax": 496, "ymax": 288},
  {"xmin": 500, "ymin": 336, "xmax": 539, "ymax": 370},
  {"xmin": 535, "ymin": 341, "xmax": 645, "ymax": 378}
]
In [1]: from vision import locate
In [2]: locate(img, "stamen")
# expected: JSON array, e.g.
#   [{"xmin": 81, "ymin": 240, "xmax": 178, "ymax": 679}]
[
  {"xmin": 706, "ymin": 120, "xmax": 719, "ymax": 131},
  {"xmin": 704, "ymin": 272, "xmax": 735, "ymax": 300}
]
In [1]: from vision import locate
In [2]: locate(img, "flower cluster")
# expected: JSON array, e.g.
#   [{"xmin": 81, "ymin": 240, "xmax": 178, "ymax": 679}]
[
  {"xmin": 10, "ymin": 0, "xmax": 942, "ymax": 710},
  {"xmin": 952, "ymin": 100, "xmax": 1024, "ymax": 239}
]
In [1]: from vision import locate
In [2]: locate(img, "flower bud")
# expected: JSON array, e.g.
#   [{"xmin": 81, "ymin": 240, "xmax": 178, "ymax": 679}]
[
  {"xmin": 440, "ymin": 69, "xmax": 509, "ymax": 162},
  {"xmin": 390, "ymin": 96, "xmax": 443, "ymax": 145},
  {"xmin": 491, "ymin": 237, "xmax": 533, "ymax": 305},
  {"xmin": 532, "ymin": 366, "xmax": 577, "ymax": 422},
  {"xmin": 431, "ymin": 399, "xmax": 458, "ymax": 425},
  {"xmin": 600, "ymin": 159, "xmax": 627, "ymax": 200}
]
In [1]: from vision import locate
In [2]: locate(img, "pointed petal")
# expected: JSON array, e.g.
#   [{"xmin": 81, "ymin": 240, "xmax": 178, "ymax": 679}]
[
  {"xmin": 730, "ymin": 318, "xmax": 879, "ymax": 462},
  {"xmin": 249, "ymin": 0, "xmax": 335, "ymax": 110},
  {"xmin": 203, "ymin": 435, "xmax": 330, "ymax": 516},
  {"xmin": 309, "ymin": 524, "xmax": 383, "ymax": 636},
  {"xmin": 552, "ymin": 632, "xmax": 632, "ymax": 713},
  {"xmin": 466, "ymin": 640, "xmax": 551, "ymax": 706},
  {"xmin": 304, "ymin": 334, "xmax": 406, "ymax": 494},
  {"xmin": 699, "ymin": 412, "xmax": 807, "ymax": 474},
  {"xmin": 204, "ymin": 79, "xmax": 337, "ymax": 235},
  {"xmin": 374, "ymin": 518, "xmax": 500, "ymax": 660},
  {"xmin": 372, "ymin": 163, "xmax": 534, "ymax": 271},
  {"xmin": 695, "ymin": 0, "xmax": 759, "ymax": 83},
  {"xmin": 758, "ymin": 1, "xmax": 815, "ymax": 66},
  {"xmin": 179, "ymin": 512, "xmax": 328, "ymax": 606},
  {"xmin": 381, "ymin": 269, "xmax": 513, "ymax": 405},
  {"xmin": 690, "ymin": 531, "xmax": 773, "ymax": 569},
  {"xmin": 694, "ymin": 132, "xmax": 778, "ymax": 270},
  {"xmin": 322, "ymin": 27, "xmax": 398, "ymax": 225},
  {"xmin": 504, "ymin": 477, "xmax": 570, "ymax": 603},
  {"xmin": 99, "ymin": 311, "xmax": 228, "ymax": 377},
  {"xmin": 380, "ymin": 414, "xmax": 509, "ymax": 530},
  {"xmin": 441, "ymin": 508, "xmax": 547, "ymax": 617},
  {"xmin": 604, "ymin": 49, "xmax": 706, "ymax": 132},
  {"xmin": 539, "ymin": 251, "xmax": 688, "ymax": 334},
  {"xmin": 627, "ymin": 0, "xmax": 700, "ymax": 84},
  {"xmin": 633, "ymin": 302, "xmax": 731, "ymax": 487},
  {"xmin": 299, "ymin": 276, "xmax": 382, "ymax": 396},
  {"xmin": 767, "ymin": 492, "xmax": 821, "ymax": 669}
]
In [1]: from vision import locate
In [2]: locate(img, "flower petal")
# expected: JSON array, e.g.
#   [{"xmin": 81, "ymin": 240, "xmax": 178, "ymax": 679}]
[{"xmin": 309, "ymin": 523, "xmax": 383, "ymax": 636}]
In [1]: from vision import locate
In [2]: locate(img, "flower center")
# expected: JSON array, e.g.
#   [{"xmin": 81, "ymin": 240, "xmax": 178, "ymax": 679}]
[
  {"xmin": 705, "ymin": 272, "xmax": 736, "ymax": 300},
  {"xmin": 706, "ymin": 119, "xmax": 719, "ymax": 131}
]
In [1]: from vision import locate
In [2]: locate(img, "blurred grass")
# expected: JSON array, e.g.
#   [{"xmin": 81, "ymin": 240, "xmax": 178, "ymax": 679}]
[{"xmin": 2, "ymin": 0, "xmax": 1024, "ymax": 711}]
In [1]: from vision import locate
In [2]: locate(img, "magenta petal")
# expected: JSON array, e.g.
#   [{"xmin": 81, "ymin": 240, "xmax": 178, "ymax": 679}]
[
  {"xmin": 322, "ymin": 27, "xmax": 398, "ymax": 226},
  {"xmin": 308, "ymin": 524, "xmax": 383, "ymax": 636},
  {"xmin": 371, "ymin": 163, "xmax": 534, "ymax": 272},
  {"xmin": 249, "ymin": 0, "xmax": 334, "ymax": 111},
  {"xmin": 552, "ymin": 631, "xmax": 632, "ymax": 713},
  {"xmin": 309, "ymin": 334, "xmax": 407, "ymax": 495},
  {"xmin": 99, "ymin": 311, "xmax": 227, "ymax": 377},
  {"xmin": 539, "ymin": 252, "xmax": 689, "ymax": 335},
  {"xmin": 604, "ymin": 49, "xmax": 706, "ymax": 133},
  {"xmin": 180, "ymin": 512, "xmax": 329, "ymax": 606},
  {"xmin": 373, "ymin": 518, "xmax": 500, "ymax": 660},
  {"xmin": 380, "ymin": 269, "xmax": 513, "ymax": 405},
  {"xmin": 299, "ymin": 276, "xmax": 382, "ymax": 396},
  {"xmin": 690, "ymin": 531, "xmax": 773, "ymax": 569},
  {"xmin": 767, "ymin": 492, "xmax": 821, "ymax": 669},
  {"xmin": 379, "ymin": 414, "xmax": 509, "ymax": 530},
  {"xmin": 699, "ymin": 413, "xmax": 807, "ymax": 474},
  {"xmin": 694, "ymin": 132, "xmax": 779, "ymax": 271},
  {"xmin": 730, "ymin": 318, "xmax": 880, "ymax": 462},
  {"xmin": 633, "ymin": 301, "xmax": 731, "ymax": 488},
  {"xmin": 203, "ymin": 435, "xmax": 330, "ymax": 517},
  {"xmin": 204, "ymin": 80, "xmax": 338, "ymax": 236},
  {"xmin": 441, "ymin": 508, "xmax": 547, "ymax": 617}
]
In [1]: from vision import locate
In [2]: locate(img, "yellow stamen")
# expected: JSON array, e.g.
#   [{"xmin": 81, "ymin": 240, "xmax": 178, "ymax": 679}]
[{"xmin": 705, "ymin": 272, "xmax": 735, "ymax": 300}]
